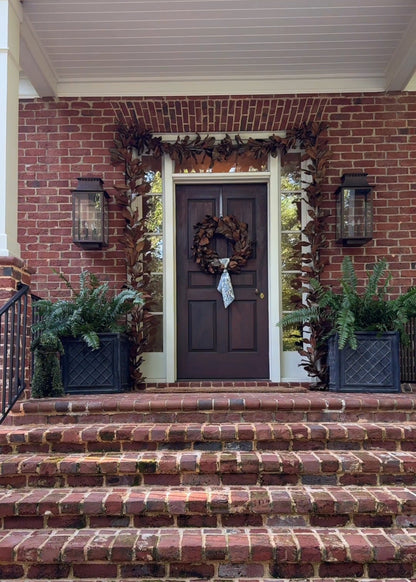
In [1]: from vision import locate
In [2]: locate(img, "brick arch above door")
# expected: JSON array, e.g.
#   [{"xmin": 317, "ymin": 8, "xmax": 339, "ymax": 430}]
[{"xmin": 112, "ymin": 95, "xmax": 332, "ymax": 134}]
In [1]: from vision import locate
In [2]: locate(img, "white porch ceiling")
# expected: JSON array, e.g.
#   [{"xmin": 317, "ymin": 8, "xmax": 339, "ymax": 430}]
[{"xmin": 19, "ymin": 0, "xmax": 416, "ymax": 98}]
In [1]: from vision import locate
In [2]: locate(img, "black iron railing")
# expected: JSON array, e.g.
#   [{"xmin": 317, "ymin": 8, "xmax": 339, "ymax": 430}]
[
  {"xmin": 0, "ymin": 284, "xmax": 30, "ymax": 423},
  {"xmin": 400, "ymin": 319, "xmax": 416, "ymax": 383}
]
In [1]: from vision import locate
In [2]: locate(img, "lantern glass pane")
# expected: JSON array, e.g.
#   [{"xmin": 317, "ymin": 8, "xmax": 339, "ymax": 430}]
[
  {"xmin": 74, "ymin": 192, "xmax": 104, "ymax": 242},
  {"xmin": 364, "ymin": 193, "xmax": 373, "ymax": 236},
  {"xmin": 103, "ymin": 197, "xmax": 109, "ymax": 244},
  {"xmin": 336, "ymin": 193, "xmax": 342, "ymax": 240},
  {"xmin": 341, "ymin": 188, "xmax": 370, "ymax": 238}
]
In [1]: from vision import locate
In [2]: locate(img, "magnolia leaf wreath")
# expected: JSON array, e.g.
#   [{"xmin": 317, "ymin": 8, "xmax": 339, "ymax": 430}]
[
  {"xmin": 192, "ymin": 214, "xmax": 254, "ymax": 307},
  {"xmin": 192, "ymin": 215, "xmax": 254, "ymax": 275}
]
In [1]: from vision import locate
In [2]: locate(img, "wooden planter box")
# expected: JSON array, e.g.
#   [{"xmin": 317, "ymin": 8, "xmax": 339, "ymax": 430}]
[
  {"xmin": 61, "ymin": 333, "xmax": 131, "ymax": 394},
  {"xmin": 328, "ymin": 331, "xmax": 401, "ymax": 393}
]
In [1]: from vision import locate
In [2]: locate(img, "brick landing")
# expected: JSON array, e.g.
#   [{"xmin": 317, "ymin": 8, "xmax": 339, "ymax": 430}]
[{"xmin": 1, "ymin": 390, "xmax": 416, "ymax": 581}]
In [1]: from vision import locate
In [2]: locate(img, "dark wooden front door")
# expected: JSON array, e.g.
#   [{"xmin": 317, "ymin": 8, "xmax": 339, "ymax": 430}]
[{"xmin": 176, "ymin": 183, "xmax": 268, "ymax": 379}]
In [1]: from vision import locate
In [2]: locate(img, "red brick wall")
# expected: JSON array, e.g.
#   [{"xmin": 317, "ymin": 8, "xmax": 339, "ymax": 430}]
[{"xmin": 18, "ymin": 92, "xmax": 416, "ymax": 300}]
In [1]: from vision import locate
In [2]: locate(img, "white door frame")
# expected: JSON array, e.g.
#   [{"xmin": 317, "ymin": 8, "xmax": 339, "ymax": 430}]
[{"xmin": 163, "ymin": 154, "xmax": 283, "ymax": 383}]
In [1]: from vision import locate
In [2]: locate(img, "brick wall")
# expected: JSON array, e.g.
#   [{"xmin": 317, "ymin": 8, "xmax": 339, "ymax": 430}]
[{"xmin": 18, "ymin": 92, "xmax": 416, "ymax": 300}]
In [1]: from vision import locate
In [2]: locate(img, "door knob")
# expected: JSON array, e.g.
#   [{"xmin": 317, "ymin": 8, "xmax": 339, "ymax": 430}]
[{"xmin": 255, "ymin": 289, "xmax": 265, "ymax": 299}]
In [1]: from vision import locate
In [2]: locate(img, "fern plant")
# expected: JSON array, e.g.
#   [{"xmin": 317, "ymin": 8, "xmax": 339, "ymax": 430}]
[
  {"xmin": 31, "ymin": 271, "xmax": 143, "ymax": 397},
  {"xmin": 33, "ymin": 271, "xmax": 144, "ymax": 350},
  {"xmin": 280, "ymin": 257, "xmax": 416, "ymax": 350}
]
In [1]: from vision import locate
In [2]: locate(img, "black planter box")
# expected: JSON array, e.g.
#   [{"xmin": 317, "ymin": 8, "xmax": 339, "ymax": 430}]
[
  {"xmin": 328, "ymin": 331, "xmax": 401, "ymax": 393},
  {"xmin": 61, "ymin": 333, "xmax": 131, "ymax": 394}
]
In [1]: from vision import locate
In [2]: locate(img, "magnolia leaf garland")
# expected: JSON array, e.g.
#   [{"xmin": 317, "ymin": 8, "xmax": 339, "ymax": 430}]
[
  {"xmin": 111, "ymin": 119, "xmax": 331, "ymax": 386},
  {"xmin": 192, "ymin": 215, "xmax": 254, "ymax": 274}
]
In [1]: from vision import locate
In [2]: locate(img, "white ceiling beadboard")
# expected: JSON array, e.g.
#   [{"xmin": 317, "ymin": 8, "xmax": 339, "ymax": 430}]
[{"xmin": 19, "ymin": 0, "xmax": 416, "ymax": 97}]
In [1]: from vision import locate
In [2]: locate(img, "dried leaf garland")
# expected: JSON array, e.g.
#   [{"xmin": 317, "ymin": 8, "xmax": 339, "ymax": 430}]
[{"xmin": 111, "ymin": 118, "xmax": 331, "ymax": 387}]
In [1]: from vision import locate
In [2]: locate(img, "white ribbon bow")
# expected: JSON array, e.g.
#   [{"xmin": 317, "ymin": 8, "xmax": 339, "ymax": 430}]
[{"xmin": 217, "ymin": 258, "xmax": 235, "ymax": 308}]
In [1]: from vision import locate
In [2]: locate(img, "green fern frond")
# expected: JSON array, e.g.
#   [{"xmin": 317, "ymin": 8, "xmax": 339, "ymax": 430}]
[
  {"xmin": 279, "ymin": 305, "xmax": 322, "ymax": 328},
  {"xmin": 81, "ymin": 331, "xmax": 100, "ymax": 350},
  {"xmin": 341, "ymin": 256, "xmax": 358, "ymax": 292},
  {"xmin": 364, "ymin": 257, "xmax": 390, "ymax": 302},
  {"xmin": 335, "ymin": 294, "xmax": 357, "ymax": 349}
]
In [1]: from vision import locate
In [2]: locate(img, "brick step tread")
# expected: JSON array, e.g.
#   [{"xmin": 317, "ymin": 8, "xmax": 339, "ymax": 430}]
[
  {"xmin": 0, "ymin": 485, "xmax": 415, "ymax": 529},
  {"xmin": 10, "ymin": 410, "xmax": 416, "ymax": 426},
  {"xmin": 1, "ymin": 526, "xmax": 416, "ymax": 564},
  {"xmin": 7, "ymin": 397, "xmax": 416, "ymax": 427},
  {"xmin": 17, "ymin": 579, "xmax": 416, "ymax": 582},
  {"xmin": 9, "ymin": 392, "xmax": 416, "ymax": 418},
  {"xmin": 1, "ymin": 421, "xmax": 414, "ymax": 452},
  {"xmin": 1, "ymin": 450, "xmax": 416, "ymax": 488}
]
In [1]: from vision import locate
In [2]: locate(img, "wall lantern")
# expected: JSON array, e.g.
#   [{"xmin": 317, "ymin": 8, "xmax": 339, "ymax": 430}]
[
  {"xmin": 72, "ymin": 177, "xmax": 109, "ymax": 249},
  {"xmin": 335, "ymin": 173, "xmax": 373, "ymax": 246}
]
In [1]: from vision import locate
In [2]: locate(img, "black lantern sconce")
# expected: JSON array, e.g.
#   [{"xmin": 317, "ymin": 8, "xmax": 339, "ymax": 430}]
[
  {"xmin": 72, "ymin": 177, "xmax": 109, "ymax": 249},
  {"xmin": 335, "ymin": 173, "xmax": 373, "ymax": 246}
]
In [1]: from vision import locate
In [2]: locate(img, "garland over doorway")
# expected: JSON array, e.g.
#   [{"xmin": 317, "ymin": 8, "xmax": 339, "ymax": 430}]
[{"xmin": 110, "ymin": 119, "xmax": 331, "ymax": 387}]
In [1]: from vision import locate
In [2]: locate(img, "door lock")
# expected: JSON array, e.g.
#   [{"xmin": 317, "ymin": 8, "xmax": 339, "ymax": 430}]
[{"xmin": 255, "ymin": 289, "xmax": 265, "ymax": 299}]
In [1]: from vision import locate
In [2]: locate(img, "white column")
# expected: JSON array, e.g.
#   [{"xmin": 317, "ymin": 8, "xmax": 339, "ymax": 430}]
[{"xmin": 0, "ymin": 0, "xmax": 22, "ymax": 258}]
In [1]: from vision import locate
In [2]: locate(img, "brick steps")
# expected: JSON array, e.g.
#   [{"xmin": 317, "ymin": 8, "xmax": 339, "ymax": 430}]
[
  {"xmin": 18, "ymin": 580, "xmax": 416, "ymax": 582},
  {"xmin": 0, "ymin": 526, "xmax": 416, "ymax": 580},
  {"xmin": 2, "ymin": 449, "xmax": 416, "ymax": 488},
  {"xmin": 17, "ymin": 580, "xmax": 416, "ymax": 582},
  {"xmin": 2, "ymin": 390, "xmax": 416, "ymax": 580},
  {"xmin": 0, "ymin": 485, "xmax": 415, "ymax": 529},
  {"xmin": 6, "ymin": 392, "xmax": 416, "ymax": 425},
  {"xmin": 1, "ymin": 421, "xmax": 415, "ymax": 452}
]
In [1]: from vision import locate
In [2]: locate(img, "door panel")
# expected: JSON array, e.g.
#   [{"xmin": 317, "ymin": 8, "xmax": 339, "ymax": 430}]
[
  {"xmin": 229, "ymin": 301, "xmax": 256, "ymax": 350},
  {"xmin": 176, "ymin": 183, "xmax": 268, "ymax": 379},
  {"xmin": 188, "ymin": 300, "xmax": 217, "ymax": 351}
]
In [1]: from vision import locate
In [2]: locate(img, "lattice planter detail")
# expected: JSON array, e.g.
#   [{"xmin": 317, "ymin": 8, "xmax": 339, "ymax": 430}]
[
  {"xmin": 328, "ymin": 331, "xmax": 401, "ymax": 393},
  {"xmin": 61, "ymin": 333, "xmax": 130, "ymax": 394}
]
